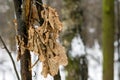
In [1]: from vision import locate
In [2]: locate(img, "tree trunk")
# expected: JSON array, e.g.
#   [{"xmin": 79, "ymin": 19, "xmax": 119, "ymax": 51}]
[
  {"xmin": 54, "ymin": 71, "xmax": 61, "ymax": 80},
  {"xmin": 13, "ymin": 0, "xmax": 32, "ymax": 80},
  {"xmin": 102, "ymin": 0, "xmax": 114, "ymax": 80},
  {"xmin": 116, "ymin": 1, "xmax": 120, "ymax": 79}
]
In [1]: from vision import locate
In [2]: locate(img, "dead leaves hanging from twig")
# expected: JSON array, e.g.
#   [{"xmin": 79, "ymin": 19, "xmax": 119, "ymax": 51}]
[{"xmin": 16, "ymin": 4, "xmax": 68, "ymax": 77}]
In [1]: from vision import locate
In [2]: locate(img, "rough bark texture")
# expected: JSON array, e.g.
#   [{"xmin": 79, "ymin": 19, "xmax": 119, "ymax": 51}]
[
  {"xmin": 13, "ymin": 0, "xmax": 32, "ymax": 80},
  {"xmin": 21, "ymin": 50, "xmax": 31, "ymax": 80},
  {"xmin": 102, "ymin": 0, "xmax": 114, "ymax": 80}
]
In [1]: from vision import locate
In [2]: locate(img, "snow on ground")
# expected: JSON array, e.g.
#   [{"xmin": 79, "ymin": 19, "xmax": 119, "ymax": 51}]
[{"xmin": 0, "ymin": 35, "xmax": 119, "ymax": 80}]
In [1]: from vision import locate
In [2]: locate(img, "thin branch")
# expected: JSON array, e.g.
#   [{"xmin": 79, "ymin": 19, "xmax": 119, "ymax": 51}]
[
  {"xmin": 29, "ymin": 58, "xmax": 39, "ymax": 70},
  {"xmin": 0, "ymin": 36, "xmax": 20, "ymax": 80},
  {"xmin": 35, "ymin": 1, "xmax": 43, "ymax": 6}
]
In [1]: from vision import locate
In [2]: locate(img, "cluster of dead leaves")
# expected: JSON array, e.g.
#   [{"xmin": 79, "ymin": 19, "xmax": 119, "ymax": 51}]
[{"xmin": 16, "ymin": 4, "xmax": 68, "ymax": 77}]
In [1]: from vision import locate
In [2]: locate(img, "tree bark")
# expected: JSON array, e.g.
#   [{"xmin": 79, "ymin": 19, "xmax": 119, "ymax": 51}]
[
  {"xmin": 13, "ymin": 0, "xmax": 32, "ymax": 80},
  {"xmin": 54, "ymin": 71, "xmax": 61, "ymax": 80},
  {"xmin": 102, "ymin": 0, "xmax": 114, "ymax": 80},
  {"xmin": 36, "ymin": 0, "xmax": 44, "ymax": 26}
]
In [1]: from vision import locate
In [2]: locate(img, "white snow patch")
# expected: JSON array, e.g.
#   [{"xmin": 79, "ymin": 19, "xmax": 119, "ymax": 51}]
[
  {"xmin": 70, "ymin": 35, "xmax": 102, "ymax": 80},
  {"xmin": 70, "ymin": 35, "xmax": 85, "ymax": 57},
  {"xmin": 89, "ymin": 28, "xmax": 95, "ymax": 33},
  {"xmin": 86, "ymin": 41, "xmax": 102, "ymax": 80}
]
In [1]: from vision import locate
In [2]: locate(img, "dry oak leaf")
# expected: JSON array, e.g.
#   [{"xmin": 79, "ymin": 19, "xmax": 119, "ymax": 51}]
[
  {"xmin": 51, "ymin": 42, "xmax": 68, "ymax": 66},
  {"xmin": 41, "ymin": 5, "xmax": 62, "ymax": 31},
  {"xmin": 48, "ymin": 57, "xmax": 59, "ymax": 76},
  {"xmin": 41, "ymin": 61, "xmax": 49, "ymax": 77},
  {"xmin": 16, "ymin": 4, "xmax": 68, "ymax": 77},
  {"xmin": 16, "ymin": 35, "xmax": 26, "ymax": 61}
]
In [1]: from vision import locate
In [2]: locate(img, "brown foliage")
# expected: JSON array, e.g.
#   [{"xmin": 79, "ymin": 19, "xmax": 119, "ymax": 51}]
[{"xmin": 16, "ymin": 4, "xmax": 68, "ymax": 77}]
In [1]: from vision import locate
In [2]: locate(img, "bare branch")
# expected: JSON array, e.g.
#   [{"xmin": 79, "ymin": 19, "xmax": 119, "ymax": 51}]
[
  {"xmin": 29, "ymin": 58, "xmax": 39, "ymax": 71},
  {"xmin": 0, "ymin": 36, "xmax": 20, "ymax": 80}
]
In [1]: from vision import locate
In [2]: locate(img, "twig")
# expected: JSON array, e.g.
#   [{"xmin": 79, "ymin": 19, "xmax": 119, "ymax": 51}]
[
  {"xmin": 0, "ymin": 36, "xmax": 20, "ymax": 80},
  {"xmin": 35, "ymin": 0, "xmax": 43, "ymax": 6},
  {"xmin": 30, "ymin": 58, "xmax": 39, "ymax": 70}
]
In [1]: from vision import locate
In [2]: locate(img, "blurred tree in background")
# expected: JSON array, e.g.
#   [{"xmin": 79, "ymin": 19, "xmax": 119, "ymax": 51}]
[
  {"xmin": 0, "ymin": 0, "xmax": 15, "ymax": 51},
  {"xmin": 102, "ymin": 0, "xmax": 114, "ymax": 80},
  {"xmin": 61, "ymin": 0, "xmax": 88, "ymax": 80}
]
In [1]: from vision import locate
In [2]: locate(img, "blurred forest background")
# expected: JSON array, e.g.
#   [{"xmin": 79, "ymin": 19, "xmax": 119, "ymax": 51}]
[{"xmin": 0, "ymin": 0, "xmax": 119, "ymax": 80}]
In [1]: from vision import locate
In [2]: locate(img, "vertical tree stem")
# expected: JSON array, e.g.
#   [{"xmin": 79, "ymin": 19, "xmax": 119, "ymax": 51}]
[
  {"xmin": 102, "ymin": 0, "xmax": 114, "ymax": 80},
  {"xmin": 13, "ymin": 0, "xmax": 32, "ymax": 80}
]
